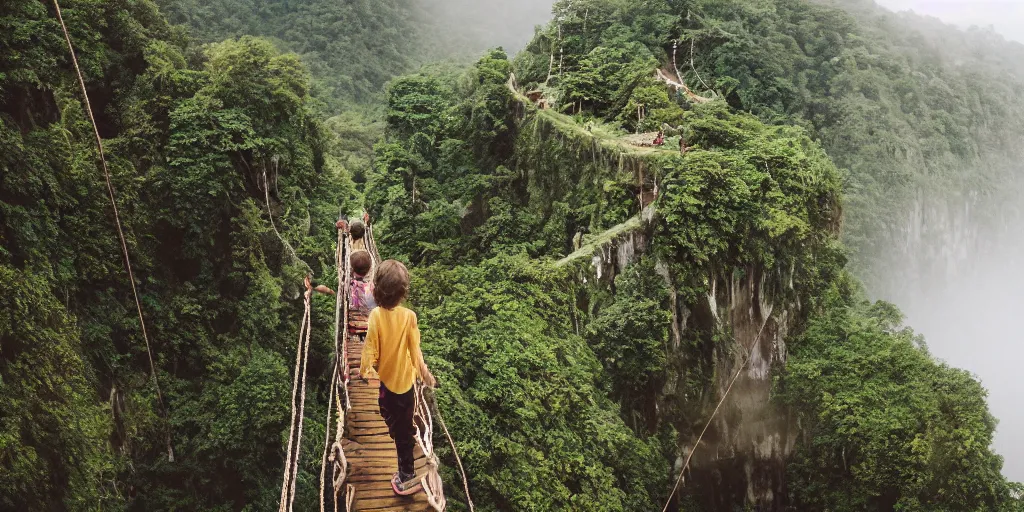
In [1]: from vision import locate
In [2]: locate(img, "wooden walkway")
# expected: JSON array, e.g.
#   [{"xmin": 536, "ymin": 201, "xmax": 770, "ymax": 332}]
[{"xmin": 343, "ymin": 334, "xmax": 434, "ymax": 511}]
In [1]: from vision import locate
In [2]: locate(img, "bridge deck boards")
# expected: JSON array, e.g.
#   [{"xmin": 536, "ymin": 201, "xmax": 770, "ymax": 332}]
[{"xmin": 345, "ymin": 336, "xmax": 434, "ymax": 511}]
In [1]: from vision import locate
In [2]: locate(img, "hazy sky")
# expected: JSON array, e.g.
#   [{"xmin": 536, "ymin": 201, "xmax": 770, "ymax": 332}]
[
  {"xmin": 431, "ymin": 0, "xmax": 552, "ymax": 53},
  {"xmin": 876, "ymin": 0, "xmax": 1024, "ymax": 42}
]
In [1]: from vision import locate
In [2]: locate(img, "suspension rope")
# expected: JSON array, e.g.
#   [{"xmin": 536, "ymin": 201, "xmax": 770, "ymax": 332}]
[
  {"xmin": 429, "ymin": 389, "xmax": 475, "ymax": 512},
  {"xmin": 660, "ymin": 316, "xmax": 771, "ymax": 512},
  {"xmin": 321, "ymin": 228, "xmax": 351, "ymax": 511},
  {"xmin": 365, "ymin": 218, "xmax": 380, "ymax": 267},
  {"xmin": 412, "ymin": 382, "xmax": 446, "ymax": 511},
  {"xmin": 320, "ymin": 230, "xmax": 343, "ymax": 512},
  {"xmin": 263, "ymin": 167, "xmax": 314, "ymax": 276},
  {"xmin": 288, "ymin": 279, "xmax": 316, "ymax": 509},
  {"xmin": 319, "ymin": 357, "xmax": 338, "ymax": 512},
  {"xmin": 333, "ymin": 393, "xmax": 351, "ymax": 511},
  {"xmin": 279, "ymin": 281, "xmax": 313, "ymax": 512},
  {"xmin": 51, "ymin": 0, "xmax": 174, "ymax": 462}
]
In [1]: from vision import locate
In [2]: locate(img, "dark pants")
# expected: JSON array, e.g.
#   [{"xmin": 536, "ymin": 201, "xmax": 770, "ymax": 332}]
[{"xmin": 378, "ymin": 383, "xmax": 415, "ymax": 477}]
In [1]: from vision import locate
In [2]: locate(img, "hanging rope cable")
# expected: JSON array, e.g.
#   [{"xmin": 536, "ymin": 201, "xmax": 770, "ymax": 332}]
[
  {"xmin": 689, "ymin": 37, "xmax": 712, "ymax": 92},
  {"xmin": 321, "ymin": 228, "xmax": 351, "ymax": 512},
  {"xmin": 428, "ymin": 388, "xmax": 475, "ymax": 512},
  {"xmin": 660, "ymin": 316, "xmax": 771, "ymax": 512},
  {"xmin": 279, "ymin": 280, "xmax": 314, "ymax": 512},
  {"xmin": 263, "ymin": 165, "xmax": 314, "ymax": 276},
  {"xmin": 51, "ymin": 0, "xmax": 174, "ymax": 462}
]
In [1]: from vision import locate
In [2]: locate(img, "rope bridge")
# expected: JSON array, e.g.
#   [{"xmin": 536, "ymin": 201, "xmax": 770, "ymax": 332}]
[
  {"xmin": 279, "ymin": 213, "xmax": 472, "ymax": 512},
  {"xmin": 54, "ymin": 0, "xmax": 466, "ymax": 501}
]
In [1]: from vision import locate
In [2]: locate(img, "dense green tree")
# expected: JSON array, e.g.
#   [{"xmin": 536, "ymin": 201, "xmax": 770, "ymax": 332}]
[
  {"xmin": 412, "ymin": 255, "xmax": 669, "ymax": 511},
  {"xmin": 366, "ymin": 51, "xmax": 522, "ymax": 265},
  {"xmin": 2, "ymin": 2, "xmax": 354, "ymax": 508},
  {"xmin": 0, "ymin": 267, "xmax": 119, "ymax": 511},
  {"xmin": 153, "ymin": 0, "xmax": 424, "ymax": 106},
  {"xmin": 781, "ymin": 291, "xmax": 1013, "ymax": 511},
  {"xmin": 585, "ymin": 257, "xmax": 670, "ymax": 432}
]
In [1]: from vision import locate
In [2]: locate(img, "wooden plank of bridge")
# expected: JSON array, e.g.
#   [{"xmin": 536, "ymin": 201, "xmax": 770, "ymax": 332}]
[{"xmin": 345, "ymin": 335, "xmax": 434, "ymax": 511}]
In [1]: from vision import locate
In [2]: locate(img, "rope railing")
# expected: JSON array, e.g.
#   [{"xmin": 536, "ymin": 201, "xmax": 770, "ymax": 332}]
[
  {"xmin": 319, "ymin": 356, "xmax": 340, "ymax": 512},
  {"xmin": 430, "ymin": 390, "xmax": 474, "ymax": 512},
  {"xmin": 279, "ymin": 281, "xmax": 314, "ymax": 512},
  {"xmin": 333, "ymin": 227, "xmax": 353, "ymax": 510},
  {"xmin": 321, "ymin": 228, "xmax": 352, "ymax": 512},
  {"xmin": 413, "ymin": 381, "xmax": 447, "ymax": 511},
  {"xmin": 364, "ymin": 220, "xmax": 381, "ymax": 278}
]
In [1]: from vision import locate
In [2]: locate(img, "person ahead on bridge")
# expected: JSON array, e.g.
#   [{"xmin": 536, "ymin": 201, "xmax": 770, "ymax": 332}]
[
  {"xmin": 348, "ymin": 250, "xmax": 375, "ymax": 339},
  {"xmin": 336, "ymin": 212, "xmax": 369, "ymax": 252},
  {"xmin": 350, "ymin": 220, "xmax": 367, "ymax": 252},
  {"xmin": 359, "ymin": 259, "xmax": 437, "ymax": 495}
]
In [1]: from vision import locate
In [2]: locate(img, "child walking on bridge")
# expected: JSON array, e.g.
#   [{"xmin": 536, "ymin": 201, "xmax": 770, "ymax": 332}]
[
  {"xmin": 359, "ymin": 259, "xmax": 437, "ymax": 495},
  {"xmin": 348, "ymin": 250, "xmax": 375, "ymax": 338}
]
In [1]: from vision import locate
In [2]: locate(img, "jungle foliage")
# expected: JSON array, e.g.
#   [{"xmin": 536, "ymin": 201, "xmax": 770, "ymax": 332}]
[
  {"xmin": 363, "ymin": 0, "xmax": 1021, "ymax": 509},
  {"xmin": 4, "ymin": 0, "xmax": 1024, "ymax": 510},
  {"xmin": 781, "ymin": 291, "xmax": 1016, "ymax": 511},
  {"xmin": 514, "ymin": 0, "xmax": 1024, "ymax": 289},
  {"xmin": 2, "ymin": 1, "xmax": 353, "ymax": 509}
]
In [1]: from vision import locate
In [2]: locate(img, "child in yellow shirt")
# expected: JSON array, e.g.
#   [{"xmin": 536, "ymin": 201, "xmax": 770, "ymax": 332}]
[{"xmin": 359, "ymin": 259, "xmax": 436, "ymax": 495}]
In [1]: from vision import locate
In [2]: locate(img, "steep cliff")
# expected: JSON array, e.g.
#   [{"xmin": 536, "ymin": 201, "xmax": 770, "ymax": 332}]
[{"xmin": 533, "ymin": 97, "xmax": 843, "ymax": 508}]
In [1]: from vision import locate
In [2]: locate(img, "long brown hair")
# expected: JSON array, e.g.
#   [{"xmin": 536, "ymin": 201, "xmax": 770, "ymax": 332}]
[{"xmin": 372, "ymin": 260, "xmax": 409, "ymax": 309}]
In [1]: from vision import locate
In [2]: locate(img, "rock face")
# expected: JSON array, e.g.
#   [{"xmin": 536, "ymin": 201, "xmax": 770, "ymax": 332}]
[
  {"xmin": 577, "ymin": 220, "xmax": 800, "ymax": 510},
  {"xmin": 517, "ymin": 98, "xmax": 842, "ymax": 510},
  {"xmin": 874, "ymin": 191, "xmax": 981, "ymax": 303},
  {"xmin": 870, "ymin": 184, "xmax": 1024, "ymax": 304},
  {"xmin": 684, "ymin": 266, "xmax": 798, "ymax": 511}
]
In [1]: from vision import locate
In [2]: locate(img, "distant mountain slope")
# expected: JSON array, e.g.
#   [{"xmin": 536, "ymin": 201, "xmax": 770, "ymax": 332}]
[
  {"xmin": 153, "ymin": 0, "xmax": 554, "ymax": 110},
  {"xmin": 154, "ymin": 0, "xmax": 427, "ymax": 107}
]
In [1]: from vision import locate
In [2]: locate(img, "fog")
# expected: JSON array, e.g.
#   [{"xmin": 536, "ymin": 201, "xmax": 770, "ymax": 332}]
[
  {"xmin": 874, "ymin": 0, "xmax": 1024, "ymax": 482},
  {"xmin": 427, "ymin": 0, "xmax": 1024, "ymax": 482},
  {"xmin": 426, "ymin": 0, "xmax": 553, "ymax": 54},
  {"xmin": 891, "ymin": 246, "xmax": 1024, "ymax": 482},
  {"xmin": 877, "ymin": 0, "xmax": 1024, "ymax": 42}
]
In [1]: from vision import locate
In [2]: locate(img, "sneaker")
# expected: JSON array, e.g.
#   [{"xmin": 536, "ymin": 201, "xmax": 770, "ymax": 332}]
[{"xmin": 391, "ymin": 471, "xmax": 421, "ymax": 496}]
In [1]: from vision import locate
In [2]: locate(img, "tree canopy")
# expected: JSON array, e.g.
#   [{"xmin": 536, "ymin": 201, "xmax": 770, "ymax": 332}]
[{"xmin": 2, "ymin": 0, "xmax": 1023, "ymax": 510}]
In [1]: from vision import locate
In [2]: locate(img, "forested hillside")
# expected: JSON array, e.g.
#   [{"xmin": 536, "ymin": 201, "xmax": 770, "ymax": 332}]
[
  {"xmin": 2, "ymin": 0, "xmax": 354, "ymax": 508},
  {"xmin": 153, "ymin": 0, "xmax": 424, "ymax": 108},
  {"xmin": 2, "ymin": 0, "xmax": 1024, "ymax": 511},
  {"xmin": 516, "ymin": 0, "xmax": 1024, "ymax": 294}
]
